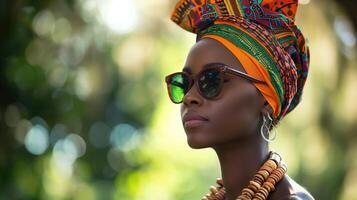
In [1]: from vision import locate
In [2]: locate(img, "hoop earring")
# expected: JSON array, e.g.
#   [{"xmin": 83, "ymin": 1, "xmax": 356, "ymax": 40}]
[{"xmin": 260, "ymin": 112, "xmax": 277, "ymax": 142}]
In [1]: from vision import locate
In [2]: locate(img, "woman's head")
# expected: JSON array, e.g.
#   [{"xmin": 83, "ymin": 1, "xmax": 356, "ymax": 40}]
[
  {"xmin": 170, "ymin": 0, "xmax": 310, "ymax": 124},
  {"xmin": 167, "ymin": 0, "xmax": 310, "ymax": 148},
  {"xmin": 180, "ymin": 38, "xmax": 273, "ymax": 149}
]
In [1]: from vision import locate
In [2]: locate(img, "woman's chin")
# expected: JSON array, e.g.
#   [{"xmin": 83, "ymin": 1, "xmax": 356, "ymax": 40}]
[
  {"xmin": 186, "ymin": 134, "xmax": 211, "ymax": 149},
  {"xmin": 187, "ymin": 141, "xmax": 208, "ymax": 149}
]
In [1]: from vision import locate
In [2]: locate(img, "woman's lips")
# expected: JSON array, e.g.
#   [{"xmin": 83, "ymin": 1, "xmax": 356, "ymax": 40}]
[
  {"xmin": 182, "ymin": 112, "xmax": 208, "ymax": 128},
  {"xmin": 184, "ymin": 119, "xmax": 208, "ymax": 128}
]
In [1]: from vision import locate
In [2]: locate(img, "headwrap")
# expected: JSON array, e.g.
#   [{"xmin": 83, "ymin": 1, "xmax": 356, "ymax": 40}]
[{"xmin": 170, "ymin": 0, "xmax": 310, "ymax": 124}]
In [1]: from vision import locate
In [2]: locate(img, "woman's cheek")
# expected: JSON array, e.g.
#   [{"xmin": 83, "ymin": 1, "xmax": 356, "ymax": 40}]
[{"xmin": 210, "ymin": 90, "xmax": 259, "ymax": 138}]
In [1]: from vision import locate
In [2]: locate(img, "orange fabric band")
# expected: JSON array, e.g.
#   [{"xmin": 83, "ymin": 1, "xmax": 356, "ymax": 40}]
[{"xmin": 202, "ymin": 34, "xmax": 281, "ymax": 117}]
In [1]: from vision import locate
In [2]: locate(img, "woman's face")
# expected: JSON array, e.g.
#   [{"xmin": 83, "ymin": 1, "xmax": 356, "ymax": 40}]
[{"xmin": 180, "ymin": 38, "xmax": 267, "ymax": 149}]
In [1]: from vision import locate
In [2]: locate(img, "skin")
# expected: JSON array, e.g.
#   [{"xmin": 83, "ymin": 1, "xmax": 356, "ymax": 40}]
[{"xmin": 179, "ymin": 38, "xmax": 314, "ymax": 200}]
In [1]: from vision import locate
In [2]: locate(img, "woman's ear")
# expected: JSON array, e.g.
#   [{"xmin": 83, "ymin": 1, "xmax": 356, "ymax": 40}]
[{"xmin": 261, "ymin": 101, "xmax": 273, "ymax": 116}]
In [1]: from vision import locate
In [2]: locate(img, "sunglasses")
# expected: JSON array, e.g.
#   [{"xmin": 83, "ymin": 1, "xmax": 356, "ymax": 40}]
[{"xmin": 164, "ymin": 63, "xmax": 267, "ymax": 104}]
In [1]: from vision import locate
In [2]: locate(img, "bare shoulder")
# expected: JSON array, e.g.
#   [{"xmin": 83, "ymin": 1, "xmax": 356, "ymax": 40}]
[
  {"xmin": 275, "ymin": 192, "xmax": 315, "ymax": 200},
  {"xmin": 268, "ymin": 174, "xmax": 315, "ymax": 200},
  {"xmin": 284, "ymin": 175, "xmax": 315, "ymax": 200},
  {"xmin": 285, "ymin": 193, "xmax": 315, "ymax": 200}
]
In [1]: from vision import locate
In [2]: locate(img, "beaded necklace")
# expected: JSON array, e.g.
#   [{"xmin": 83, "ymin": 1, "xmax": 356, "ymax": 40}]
[{"xmin": 201, "ymin": 151, "xmax": 287, "ymax": 200}]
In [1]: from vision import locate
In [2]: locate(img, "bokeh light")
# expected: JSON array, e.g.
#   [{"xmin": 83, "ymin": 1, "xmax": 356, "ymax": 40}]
[{"xmin": 24, "ymin": 124, "xmax": 49, "ymax": 155}]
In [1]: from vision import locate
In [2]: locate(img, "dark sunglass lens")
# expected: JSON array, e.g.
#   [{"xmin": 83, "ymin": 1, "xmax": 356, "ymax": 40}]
[
  {"xmin": 168, "ymin": 73, "xmax": 190, "ymax": 103},
  {"xmin": 198, "ymin": 69, "xmax": 221, "ymax": 98}
]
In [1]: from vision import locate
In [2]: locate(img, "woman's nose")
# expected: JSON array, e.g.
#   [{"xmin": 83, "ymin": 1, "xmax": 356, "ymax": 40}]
[{"xmin": 183, "ymin": 83, "xmax": 203, "ymax": 106}]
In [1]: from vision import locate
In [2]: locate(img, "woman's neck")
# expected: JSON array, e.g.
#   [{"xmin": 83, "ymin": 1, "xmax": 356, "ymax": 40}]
[{"xmin": 213, "ymin": 134, "xmax": 269, "ymax": 200}]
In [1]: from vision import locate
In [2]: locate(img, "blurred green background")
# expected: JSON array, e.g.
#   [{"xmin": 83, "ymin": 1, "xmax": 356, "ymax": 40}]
[{"xmin": 0, "ymin": 0, "xmax": 356, "ymax": 199}]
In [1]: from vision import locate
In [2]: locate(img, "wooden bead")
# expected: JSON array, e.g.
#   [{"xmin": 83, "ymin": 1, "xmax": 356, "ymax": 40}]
[
  {"xmin": 280, "ymin": 162, "xmax": 288, "ymax": 172},
  {"xmin": 266, "ymin": 177, "xmax": 276, "ymax": 185},
  {"xmin": 276, "ymin": 166, "xmax": 285, "ymax": 172},
  {"xmin": 273, "ymin": 168, "xmax": 284, "ymax": 178},
  {"xmin": 255, "ymin": 192, "xmax": 266, "ymax": 199},
  {"xmin": 262, "ymin": 184, "xmax": 272, "ymax": 193},
  {"xmin": 248, "ymin": 180, "xmax": 261, "ymax": 192},
  {"xmin": 270, "ymin": 173, "xmax": 280, "ymax": 183},
  {"xmin": 273, "ymin": 167, "xmax": 283, "ymax": 175},
  {"xmin": 257, "ymin": 169, "xmax": 270, "ymax": 180},
  {"xmin": 202, "ymin": 194, "xmax": 209, "ymax": 200},
  {"xmin": 254, "ymin": 173, "xmax": 265, "ymax": 184},
  {"xmin": 278, "ymin": 166, "xmax": 287, "ymax": 174},
  {"xmin": 216, "ymin": 178, "xmax": 224, "ymax": 186},
  {"xmin": 210, "ymin": 186, "xmax": 219, "ymax": 194},
  {"xmin": 265, "ymin": 159, "xmax": 277, "ymax": 169},
  {"xmin": 204, "ymin": 151, "xmax": 287, "ymax": 200},
  {"xmin": 253, "ymin": 178, "xmax": 264, "ymax": 185},
  {"xmin": 237, "ymin": 195, "xmax": 250, "ymax": 200},
  {"xmin": 260, "ymin": 165, "xmax": 274, "ymax": 173},
  {"xmin": 241, "ymin": 188, "xmax": 254, "ymax": 197},
  {"xmin": 259, "ymin": 186, "xmax": 269, "ymax": 197},
  {"xmin": 263, "ymin": 181, "xmax": 275, "ymax": 191},
  {"xmin": 253, "ymin": 192, "xmax": 266, "ymax": 200},
  {"xmin": 216, "ymin": 190, "xmax": 225, "ymax": 199}
]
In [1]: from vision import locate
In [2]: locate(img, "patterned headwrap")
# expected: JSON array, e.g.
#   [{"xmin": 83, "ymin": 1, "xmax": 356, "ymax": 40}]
[{"xmin": 170, "ymin": 0, "xmax": 310, "ymax": 124}]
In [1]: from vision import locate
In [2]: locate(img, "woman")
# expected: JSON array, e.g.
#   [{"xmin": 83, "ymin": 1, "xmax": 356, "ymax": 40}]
[{"xmin": 164, "ymin": 0, "xmax": 314, "ymax": 199}]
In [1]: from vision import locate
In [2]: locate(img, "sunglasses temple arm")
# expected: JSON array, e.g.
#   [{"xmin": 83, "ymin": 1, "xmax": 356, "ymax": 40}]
[{"xmin": 227, "ymin": 68, "xmax": 266, "ymax": 84}]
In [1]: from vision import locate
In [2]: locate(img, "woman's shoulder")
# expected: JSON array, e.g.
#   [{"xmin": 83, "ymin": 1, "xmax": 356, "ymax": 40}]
[
  {"xmin": 284, "ymin": 175, "xmax": 315, "ymax": 200},
  {"xmin": 268, "ymin": 174, "xmax": 315, "ymax": 200},
  {"xmin": 275, "ymin": 192, "xmax": 315, "ymax": 200},
  {"xmin": 283, "ymin": 193, "xmax": 315, "ymax": 200}
]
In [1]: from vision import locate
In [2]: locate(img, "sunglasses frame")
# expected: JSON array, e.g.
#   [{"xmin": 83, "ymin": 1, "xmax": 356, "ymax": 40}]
[{"xmin": 165, "ymin": 63, "xmax": 267, "ymax": 104}]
